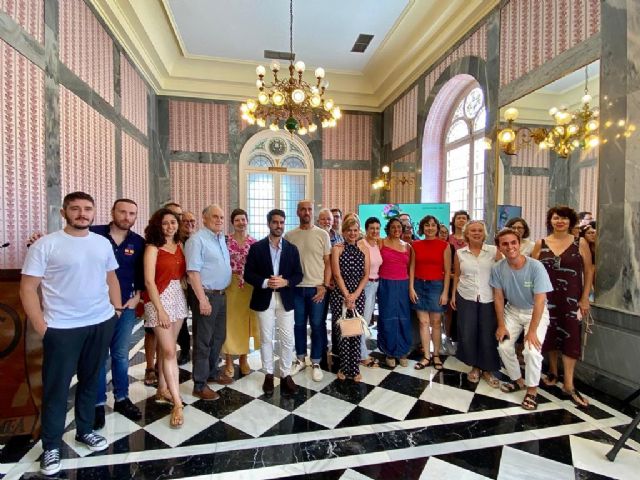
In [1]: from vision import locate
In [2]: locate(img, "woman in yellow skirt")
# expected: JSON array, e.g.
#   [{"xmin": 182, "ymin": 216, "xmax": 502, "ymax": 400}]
[{"xmin": 223, "ymin": 208, "xmax": 259, "ymax": 376}]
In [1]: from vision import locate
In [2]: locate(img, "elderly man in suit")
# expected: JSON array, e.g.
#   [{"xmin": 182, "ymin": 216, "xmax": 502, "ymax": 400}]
[{"xmin": 244, "ymin": 209, "xmax": 303, "ymax": 396}]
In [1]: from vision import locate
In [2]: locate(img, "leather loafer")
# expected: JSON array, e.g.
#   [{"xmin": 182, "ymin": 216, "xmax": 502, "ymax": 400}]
[
  {"xmin": 208, "ymin": 375, "xmax": 234, "ymax": 385},
  {"xmin": 281, "ymin": 375, "xmax": 298, "ymax": 395},
  {"xmin": 192, "ymin": 385, "xmax": 219, "ymax": 401},
  {"xmin": 262, "ymin": 373, "xmax": 274, "ymax": 395}
]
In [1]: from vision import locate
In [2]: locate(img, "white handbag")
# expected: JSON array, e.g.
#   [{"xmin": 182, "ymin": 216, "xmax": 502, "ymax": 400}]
[{"xmin": 336, "ymin": 303, "xmax": 370, "ymax": 339}]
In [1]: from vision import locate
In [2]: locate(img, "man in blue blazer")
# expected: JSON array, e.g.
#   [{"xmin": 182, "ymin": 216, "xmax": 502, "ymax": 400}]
[{"xmin": 244, "ymin": 209, "xmax": 303, "ymax": 396}]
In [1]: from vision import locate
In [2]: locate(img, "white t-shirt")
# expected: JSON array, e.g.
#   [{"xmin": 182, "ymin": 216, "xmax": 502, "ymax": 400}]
[
  {"xmin": 285, "ymin": 226, "xmax": 331, "ymax": 286},
  {"xmin": 21, "ymin": 230, "xmax": 119, "ymax": 328}
]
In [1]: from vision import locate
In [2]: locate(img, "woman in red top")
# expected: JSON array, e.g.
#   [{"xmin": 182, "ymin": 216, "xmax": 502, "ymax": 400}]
[
  {"xmin": 410, "ymin": 215, "xmax": 451, "ymax": 370},
  {"xmin": 143, "ymin": 208, "xmax": 188, "ymax": 428}
]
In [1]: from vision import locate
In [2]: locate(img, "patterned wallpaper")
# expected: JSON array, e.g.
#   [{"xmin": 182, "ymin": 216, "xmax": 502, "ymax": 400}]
[
  {"xmin": 391, "ymin": 86, "xmax": 418, "ymax": 150},
  {"xmin": 59, "ymin": 0, "xmax": 114, "ymax": 105},
  {"xmin": 169, "ymin": 100, "xmax": 228, "ymax": 153},
  {"xmin": 0, "ymin": 0, "xmax": 44, "ymax": 43},
  {"xmin": 389, "ymin": 172, "xmax": 417, "ymax": 205},
  {"xmin": 579, "ymin": 147, "xmax": 598, "ymax": 215},
  {"xmin": 510, "ymin": 174, "xmax": 549, "ymax": 240},
  {"xmin": 320, "ymin": 169, "xmax": 371, "ymax": 216},
  {"xmin": 170, "ymin": 162, "xmax": 230, "ymax": 228},
  {"xmin": 0, "ymin": 38, "xmax": 46, "ymax": 269},
  {"xmin": 322, "ymin": 114, "xmax": 372, "ymax": 161},
  {"xmin": 121, "ymin": 132, "xmax": 149, "ymax": 235},
  {"xmin": 60, "ymin": 86, "xmax": 116, "ymax": 225},
  {"xmin": 510, "ymin": 142, "xmax": 550, "ymax": 168},
  {"xmin": 500, "ymin": 0, "xmax": 600, "ymax": 86},
  {"xmin": 120, "ymin": 55, "xmax": 148, "ymax": 134}
]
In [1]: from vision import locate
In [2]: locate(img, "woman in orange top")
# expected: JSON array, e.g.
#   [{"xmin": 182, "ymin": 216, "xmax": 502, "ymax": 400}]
[
  {"xmin": 410, "ymin": 215, "xmax": 451, "ymax": 370},
  {"xmin": 142, "ymin": 208, "xmax": 188, "ymax": 428}
]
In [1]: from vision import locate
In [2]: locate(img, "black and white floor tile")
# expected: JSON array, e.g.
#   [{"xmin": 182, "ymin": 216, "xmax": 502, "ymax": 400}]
[{"xmin": 1, "ymin": 324, "xmax": 639, "ymax": 479}]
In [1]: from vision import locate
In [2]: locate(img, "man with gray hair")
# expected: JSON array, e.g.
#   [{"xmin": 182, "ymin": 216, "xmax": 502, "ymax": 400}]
[{"xmin": 185, "ymin": 204, "xmax": 233, "ymax": 401}]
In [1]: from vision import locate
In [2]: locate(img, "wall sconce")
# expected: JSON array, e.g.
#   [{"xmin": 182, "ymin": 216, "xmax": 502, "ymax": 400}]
[
  {"xmin": 371, "ymin": 165, "xmax": 414, "ymax": 191},
  {"xmin": 495, "ymin": 107, "xmax": 547, "ymax": 155}
]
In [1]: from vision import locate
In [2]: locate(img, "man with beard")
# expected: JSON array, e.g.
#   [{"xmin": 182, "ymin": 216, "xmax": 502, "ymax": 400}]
[
  {"xmin": 285, "ymin": 200, "xmax": 332, "ymax": 381},
  {"xmin": 244, "ymin": 209, "xmax": 303, "ymax": 395},
  {"xmin": 21, "ymin": 192, "xmax": 123, "ymax": 475}
]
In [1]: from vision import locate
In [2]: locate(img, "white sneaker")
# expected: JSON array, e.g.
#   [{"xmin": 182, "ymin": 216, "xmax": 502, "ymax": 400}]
[
  {"xmin": 291, "ymin": 359, "xmax": 306, "ymax": 376},
  {"xmin": 311, "ymin": 363, "xmax": 324, "ymax": 382}
]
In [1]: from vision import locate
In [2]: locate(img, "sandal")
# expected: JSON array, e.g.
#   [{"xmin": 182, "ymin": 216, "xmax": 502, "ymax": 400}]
[
  {"xmin": 432, "ymin": 356, "xmax": 444, "ymax": 371},
  {"xmin": 399, "ymin": 357, "xmax": 409, "ymax": 367},
  {"xmin": 385, "ymin": 357, "xmax": 396, "ymax": 368},
  {"xmin": 564, "ymin": 388, "xmax": 589, "ymax": 408},
  {"xmin": 360, "ymin": 358, "xmax": 379, "ymax": 368},
  {"xmin": 414, "ymin": 357, "xmax": 432, "ymax": 370},
  {"xmin": 144, "ymin": 368, "xmax": 158, "ymax": 387},
  {"xmin": 224, "ymin": 363, "xmax": 234, "ymax": 378},
  {"xmin": 521, "ymin": 393, "xmax": 538, "ymax": 411},
  {"xmin": 467, "ymin": 370, "xmax": 480, "ymax": 383},
  {"xmin": 481, "ymin": 372, "xmax": 500, "ymax": 388},
  {"xmin": 170, "ymin": 405, "xmax": 184, "ymax": 429},
  {"xmin": 337, "ymin": 371, "xmax": 346, "ymax": 381},
  {"xmin": 500, "ymin": 381, "xmax": 523, "ymax": 393},
  {"xmin": 155, "ymin": 389, "xmax": 174, "ymax": 405},
  {"xmin": 542, "ymin": 372, "xmax": 558, "ymax": 386}
]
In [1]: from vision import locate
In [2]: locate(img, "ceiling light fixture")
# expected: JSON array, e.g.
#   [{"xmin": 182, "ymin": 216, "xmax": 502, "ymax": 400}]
[{"xmin": 241, "ymin": 0, "xmax": 340, "ymax": 136}]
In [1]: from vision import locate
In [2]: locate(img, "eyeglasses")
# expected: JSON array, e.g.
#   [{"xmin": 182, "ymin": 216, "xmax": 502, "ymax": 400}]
[
  {"xmin": 512, "ymin": 226, "xmax": 525, "ymax": 231},
  {"xmin": 183, "ymin": 220, "xmax": 196, "ymax": 225}
]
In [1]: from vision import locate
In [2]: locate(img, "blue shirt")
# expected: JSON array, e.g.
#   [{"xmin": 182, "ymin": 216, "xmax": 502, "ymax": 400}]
[
  {"xmin": 489, "ymin": 257, "xmax": 553, "ymax": 309},
  {"xmin": 185, "ymin": 228, "xmax": 232, "ymax": 290},
  {"xmin": 90, "ymin": 224, "xmax": 145, "ymax": 304}
]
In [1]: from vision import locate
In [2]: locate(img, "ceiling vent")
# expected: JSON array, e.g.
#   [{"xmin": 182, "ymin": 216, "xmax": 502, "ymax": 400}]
[
  {"xmin": 351, "ymin": 34, "xmax": 374, "ymax": 53},
  {"xmin": 264, "ymin": 50, "xmax": 295, "ymax": 61}
]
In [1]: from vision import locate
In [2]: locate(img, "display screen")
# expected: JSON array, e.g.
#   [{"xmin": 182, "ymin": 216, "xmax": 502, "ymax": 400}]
[
  {"xmin": 496, "ymin": 204, "xmax": 523, "ymax": 231},
  {"xmin": 357, "ymin": 203, "xmax": 451, "ymax": 238}
]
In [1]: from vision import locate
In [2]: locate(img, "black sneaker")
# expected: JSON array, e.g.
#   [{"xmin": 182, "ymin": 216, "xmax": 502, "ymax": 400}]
[
  {"xmin": 75, "ymin": 432, "xmax": 108, "ymax": 452},
  {"xmin": 114, "ymin": 398, "xmax": 142, "ymax": 421},
  {"xmin": 40, "ymin": 448, "xmax": 61, "ymax": 476},
  {"xmin": 93, "ymin": 405, "xmax": 105, "ymax": 430}
]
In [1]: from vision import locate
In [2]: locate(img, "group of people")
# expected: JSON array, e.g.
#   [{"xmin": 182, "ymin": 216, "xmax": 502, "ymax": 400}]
[{"xmin": 20, "ymin": 192, "xmax": 596, "ymax": 476}]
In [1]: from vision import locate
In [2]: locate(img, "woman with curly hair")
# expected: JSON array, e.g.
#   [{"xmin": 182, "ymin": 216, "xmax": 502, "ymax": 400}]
[{"xmin": 142, "ymin": 208, "xmax": 188, "ymax": 428}]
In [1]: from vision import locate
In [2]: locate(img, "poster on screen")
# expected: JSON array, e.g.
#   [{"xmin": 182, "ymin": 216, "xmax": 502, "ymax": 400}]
[
  {"xmin": 357, "ymin": 203, "xmax": 450, "ymax": 238},
  {"xmin": 497, "ymin": 204, "xmax": 523, "ymax": 231}
]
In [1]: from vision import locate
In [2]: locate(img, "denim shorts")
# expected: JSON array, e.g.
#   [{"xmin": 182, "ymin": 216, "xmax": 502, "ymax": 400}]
[{"xmin": 412, "ymin": 279, "xmax": 446, "ymax": 313}]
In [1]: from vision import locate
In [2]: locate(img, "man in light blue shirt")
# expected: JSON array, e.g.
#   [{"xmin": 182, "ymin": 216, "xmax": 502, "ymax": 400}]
[
  {"xmin": 489, "ymin": 228, "xmax": 553, "ymax": 411},
  {"xmin": 185, "ymin": 204, "xmax": 233, "ymax": 401}
]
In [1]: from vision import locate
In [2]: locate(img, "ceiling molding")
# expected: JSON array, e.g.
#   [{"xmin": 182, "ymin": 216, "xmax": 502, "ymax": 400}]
[{"xmin": 91, "ymin": 0, "xmax": 500, "ymax": 110}]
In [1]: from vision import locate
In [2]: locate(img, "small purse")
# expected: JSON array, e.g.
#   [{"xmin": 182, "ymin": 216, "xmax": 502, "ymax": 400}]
[{"xmin": 336, "ymin": 304, "xmax": 370, "ymax": 338}]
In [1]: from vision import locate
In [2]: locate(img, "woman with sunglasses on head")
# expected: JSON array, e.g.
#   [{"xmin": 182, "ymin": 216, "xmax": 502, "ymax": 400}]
[{"xmin": 532, "ymin": 205, "xmax": 593, "ymax": 408}]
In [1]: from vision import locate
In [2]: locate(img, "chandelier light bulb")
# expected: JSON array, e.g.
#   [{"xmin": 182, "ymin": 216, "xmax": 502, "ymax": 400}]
[
  {"xmin": 246, "ymin": 99, "xmax": 258, "ymax": 112},
  {"xmin": 321, "ymin": 119, "xmax": 330, "ymax": 128},
  {"xmin": 497, "ymin": 128, "xmax": 515, "ymax": 144},
  {"xmin": 258, "ymin": 92, "xmax": 269, "ymax": 105},
  {"xmin": 298, "ymin": 126, "xmax": 308, "ymax": 135},
  {"xmin": 549, "ymin": 107, "xmax": 559, "ymax": 116},
  {"xmin": 582, "ymin": 93, "xmax": 592, "ymax": 104},
  {"xmin": 618, "ymin": 119, "xmax": 626, "ymax": 127},
  {"xmin": 538, "ymin": 141, "xmax": 548, "ymax": 150},
  {"xmin": 503, "ymin": 107, "xmax": 519, "ymax": 122},
  {"xmin": 308, "ymin": 123, "xmax": 317, "ymax": 132},
  {"xmin": 324, "ymin": 99, "xmax": 334, "ymax": 111},
  {"xmin": 269, "ymin": 122, "xmax": 280, "ymax": 131},
  {"xmin": 256, "ymin": 79, "xmax": 263, "ymax": 88},
  {"xmin": 294, "ymin": 61, "xmax": 306, "ymax": 73},
  {"xmin": 240, "ymin": 103, "xmax": 249, "ymax": 113},
  {"xmin": 585, "ymin": 135, "xmax": 600, "ymax": 148},
  {"xmin": 311, "ymin": 86, "xmax": 319, "ymax": 94},
  {"xmin": 322, "ymin": 80, "xmax": 330, "ymax": 90},
  {"xmin": 586, "ymin": 119, "xmax": 599, "ymax": 131},
  {"xmin": 270, "ymin": 61, "xmax": 281, "ymax": 72},
  {"xmin": 328, "ymin": 118, "xmax": 337, "ymax": 127},
  {"xmin": 572, "ymin": 139, "xmax": 580, "ymax": 148},
  {"xmin": 381, "ymin": 165, "xmax": 390, "ymax": 174},
  {"xmin": 554, "ymin": 125, "xmax": 565, "ymax": 135},
  {"xmin": 331, "ymin": 107, "xmax": 342, "ymax": 119},
  {"xmin": 310, "ymin": 94, "xmax": 321, "ymax": 107},
  {"xmin": 256, "ymin": 65, "xmax": 266, "ymax": 76},
  {"xmin": 315, "ymin": 67, "xmax": 325, "ymax": 78},
  {"xmin": 567, "ymin": 124, "xmax": 579, "ymax": 135},
  {"xmin": 256, "ymin": 118, "xmax": 266, "ymax": 127},
  {"xmin": 292, "ymin": 89, "xmax": 305, "ymax": 104},
  {"xmin": 246, "ymin": 115, "xmax": 256, "ymax": 125},
  {"xmin": 272, "ymin": 91, "xmax": 285, "ymax": 106}
]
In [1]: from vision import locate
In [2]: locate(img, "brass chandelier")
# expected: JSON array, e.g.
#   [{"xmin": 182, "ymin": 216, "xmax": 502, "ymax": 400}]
[{"xmin": 240, "ymin": 0, "xmax": 341, "ymax": 135}]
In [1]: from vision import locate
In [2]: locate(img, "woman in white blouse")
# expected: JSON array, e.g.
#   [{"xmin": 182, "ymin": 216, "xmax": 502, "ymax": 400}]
[{"xmin": 451, "ymin": 221, "xmax": 501, "ymax": 387}]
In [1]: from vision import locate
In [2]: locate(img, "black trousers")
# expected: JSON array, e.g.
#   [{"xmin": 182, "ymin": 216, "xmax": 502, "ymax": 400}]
[
  {"xmin": 177, "ymin": 319, "xmax": 190, "ymax": 353},
  {"xmin": 41, "ymin": 315, "xmax": 116, "ymax": 450}
]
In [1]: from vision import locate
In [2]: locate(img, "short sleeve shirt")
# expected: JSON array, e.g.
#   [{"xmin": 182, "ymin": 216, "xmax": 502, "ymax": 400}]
[
  {"xmin": 285, "ymin": 226, "xmax": 331, "ymax": 286},
  {"xmin": 489, "ymin": 257, "xmax": 553, "ymax": 309},
  {"xmin": 21, "ymin": 230, "xmax": 119, "ymax": 328},
  {"xmin": 185, "ymin": 228, "xmax": 232, "ymax": 290}
]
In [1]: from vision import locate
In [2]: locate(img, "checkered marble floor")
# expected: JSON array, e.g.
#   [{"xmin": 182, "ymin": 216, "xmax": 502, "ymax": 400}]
[{"xmin": 1, "ymin": 325, "xmax": 639, "ymax": 479}]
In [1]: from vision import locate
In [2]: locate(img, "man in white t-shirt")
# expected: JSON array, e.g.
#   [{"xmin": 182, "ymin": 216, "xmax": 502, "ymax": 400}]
[
  {"xmin": 285, "ymin": 200, "xmax": 332, "ymax": 381},
  {"xmin": 20, "ymin": 192, "xmax": 123, "ymax": 476}
]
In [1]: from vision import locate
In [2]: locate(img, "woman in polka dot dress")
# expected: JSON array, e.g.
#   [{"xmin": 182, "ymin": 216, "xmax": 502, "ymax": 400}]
[{"xmin": 330, "ymin": 216, "xmax": 370, "ymax": 381}]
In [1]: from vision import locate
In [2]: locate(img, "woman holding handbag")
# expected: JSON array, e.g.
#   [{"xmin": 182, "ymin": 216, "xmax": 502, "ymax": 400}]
[{"xmin": 330, "ymin": 216, "xmax": 370, "ymax": 381}]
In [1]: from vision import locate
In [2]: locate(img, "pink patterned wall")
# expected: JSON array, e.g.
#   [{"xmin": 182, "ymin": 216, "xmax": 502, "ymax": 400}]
[
  {"xmin": 121, "ymin": 133, "xmax": 149, "ymax": 234},
  {"xmin": 579, "ymin": 147, "xmax": 598, "ymax": 215},
  {"xmin": 0, "ymin": 39, "xmax": 46, "ymax": 269},
  {"xmin": 424, "ymin": 24, "xmax": 488, "ymax": 98},
  {"xmin": 169, "ymin": 100, "xmax": 228, "ymax": 153},
  {"xmin": 321, "ymin": 169, "xmax": 370, "ymax": 215},
  {"xmin": 60, "ymin": 86, "xmax": 116, "ymax": 225},
  {"xmin": 59, "ymin": 0, "xmax": 114, "ymax": 105},
  {"xmin": 389, "ymin": 172, "xmax": 417, "ymax": 205},
  {"xmin": 510, "ymin": 142, "xmax": 550, "ymax": 168},
  {"xmin": 170, "ymin": 162, "xmax": 229, "ymax": 229},
  {"xmin": 500, "ymin": 0, "xmax": 600, "ymax": 86},
  {"xmin": 510, "ymin": 174, "xmax": 549, "ymax": 240},
  {"xmin": 322, "ymin": 114, "xmax": 372, "ymax": 161},
  {"xmin": 120, "ymin": 56, "xmax": 148, "ymax": 134},
  {"xmin": 392, "ymin": 86, "xmax": 417, "ymax": 150},
  {"xmin": 0, "ymin": 0, "xmax": 44, "ymax": 44}
]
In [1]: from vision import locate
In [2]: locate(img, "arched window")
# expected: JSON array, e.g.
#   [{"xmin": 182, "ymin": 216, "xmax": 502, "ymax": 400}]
[
  {"xmin": 444, "ymin": 86, "xmax": 486, "ymax": 219},
  {"xmin": 239, "ymin": 131, "xmax": 313, "ymax": 238}
]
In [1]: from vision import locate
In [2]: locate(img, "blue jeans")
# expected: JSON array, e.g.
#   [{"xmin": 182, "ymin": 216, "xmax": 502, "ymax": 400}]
[
  {"xmin": 96, "ymin": 308, "xmax": 136, "ymax": 404},
  {"xmin": 293, "ymin": 287, "xmax": 327, "ymax": 363}
]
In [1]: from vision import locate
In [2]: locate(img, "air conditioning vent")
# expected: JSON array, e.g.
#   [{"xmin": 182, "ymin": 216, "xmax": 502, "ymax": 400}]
[
  {"xmin": 264, "ymin": 50, "xmax": 295, "ymax": 61},
  {"xmin": 351, "ymin": 34, "xmax": 374, "ymax": 53}
]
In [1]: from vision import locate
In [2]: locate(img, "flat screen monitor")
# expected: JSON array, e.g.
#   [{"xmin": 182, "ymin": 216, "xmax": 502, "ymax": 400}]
[
  {"xmin": 496, "ymin": 204, "xmax": 522, "ymax": 231},
  {"xmin": 357, "ymin": 203, "xmax": 451, "ymax": 238}
]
